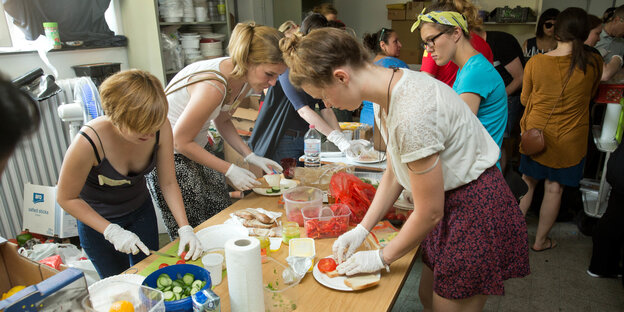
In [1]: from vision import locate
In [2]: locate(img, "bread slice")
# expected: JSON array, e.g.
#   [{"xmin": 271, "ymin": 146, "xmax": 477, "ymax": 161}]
[
  {"xmin": 344, "ymin": 274, "xmax": 380, "ymax": 290},
  {"xmin": 234, "ymin": 210, "xmax": 255, "ymax": 220},
  {"xmin": 248, "ymin": 227, "xmax": 279, "ymax": 237},
  {"xmin": 244, "ymin": 208, "xmax": 273, "ymax": 224},
  {"xmin": 324, "ymin": 270, "xmax": 340, "ymax": 278},
  {"xmin": 243, "ymin": 219, "xmax": 277, "ymax": 228}
]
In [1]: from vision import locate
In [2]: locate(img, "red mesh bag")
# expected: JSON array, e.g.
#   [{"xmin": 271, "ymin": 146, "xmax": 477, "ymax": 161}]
[{"xmin": 329, "ymin": 172, "xmax": 376, "ymax": 224}]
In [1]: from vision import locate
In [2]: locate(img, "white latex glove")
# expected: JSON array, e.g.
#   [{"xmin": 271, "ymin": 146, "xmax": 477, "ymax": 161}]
[
  {"xmin": 332, "ymin": 224, "xmax": 369, "ymax": 263},
  {"xmin": 178, "ymin": 225, "xmax": 204, "ymax": 260},
  {"xmin": 103, "ymin": 223, "xmax": 149, "ymax": 256},
  {"xmin": 225, "ymin": 164, "xmax": 259, "ymax": 191},
  {"xmin": 244, "ymin": 153, "xmax": 283, "ymax": 174},
  {"xmin": 336, "ymin": 250, "xmax": 386, "ymax": 276},
  {"xmin": 327, "ymin": 131, "xmax": 371, "ymax": 158}
]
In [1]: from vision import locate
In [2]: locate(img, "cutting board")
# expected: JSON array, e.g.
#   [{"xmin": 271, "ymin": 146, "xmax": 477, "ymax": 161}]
[{"xmin": 138, "ymin": 242, "xmax": 203, "ymax": 276}]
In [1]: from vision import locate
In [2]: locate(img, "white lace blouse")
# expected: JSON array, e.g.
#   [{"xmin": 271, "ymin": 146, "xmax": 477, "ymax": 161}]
[{"xmin": 376, "ymin": 69, "xmax": 499, "ymax": 191}]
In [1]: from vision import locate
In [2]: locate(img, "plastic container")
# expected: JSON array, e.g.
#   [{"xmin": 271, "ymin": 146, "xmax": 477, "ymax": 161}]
[
  {"xmin": 263, "ymin": 257, "xmax": 300, "ymax": 312},
  {"xmin": 304, "ymin": 125, "xmax": 321, "ymax": 168},
  {"xmin": 301, "ymin": 204, "xmax": 351, "ymax": 239},
  {"xmin": 82, "ymin": 281, "xmax": 164, "ymax": 312},
  {"xmin": 283, "ymin": 186, "xmax": 323, "ymax": 226},
  {"xmin": 43, "ymin": 22, "xmax": 61, "ymax": 49},
  {"xmin": 201, "ymin": 253, "xmax": 224, "ymax": 286},
  {"xmin": 288, "ymin": 238, "xmax": 315, "ymax": 272},
  {"xmin": 143, "ymin": 264, "xmax": 212, "ymax": 312}
]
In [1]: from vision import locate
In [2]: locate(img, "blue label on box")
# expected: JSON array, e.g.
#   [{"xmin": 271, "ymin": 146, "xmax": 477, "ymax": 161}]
[{"xmin": 33, "ymin": 193, "xmax": 44, "ymax": 204}]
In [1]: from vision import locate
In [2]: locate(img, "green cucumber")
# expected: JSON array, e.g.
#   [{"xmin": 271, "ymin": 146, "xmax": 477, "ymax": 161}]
[
  {"xmin": 271, "ymin": 186, "xmax": 280, "ymax": 192},
  {"xmin": 163, "ymin": 291, "xmax": 174, "ymax": 301},
  {"xmin": 182, "ymin": 273, "xmax": 195, "ymax": 285}
]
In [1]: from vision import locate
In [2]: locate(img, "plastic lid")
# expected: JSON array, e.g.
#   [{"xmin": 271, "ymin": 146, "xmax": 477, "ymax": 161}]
[
  {"xmin": 309, "ymin": 124, "xmax": 315, "ymax": 129},
  {"xmin": 193, "ymin": 290, "xmax": 207, "ymax": 304}
]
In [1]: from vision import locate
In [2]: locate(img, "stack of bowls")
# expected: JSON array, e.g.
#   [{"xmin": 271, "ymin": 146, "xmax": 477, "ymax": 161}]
[
  {"xmin": 180, "ymin": 33, "xmax": 201, "ymax": 65},
  {"xmin": 200, "ymin": 38, "xmax": 222, "ymax": 59},
  {"xmin": 182, "ymin": 0, "xmax": 195, "ymax": 22},
  {"xmin": 160, "ymin": 0, "xmax": 183, "ymax": 22}
]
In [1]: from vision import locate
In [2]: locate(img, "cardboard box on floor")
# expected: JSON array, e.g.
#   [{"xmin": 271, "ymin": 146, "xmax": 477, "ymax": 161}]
[
  {"xmin": 0, "ymin": 238, "xmax": 59, "ymax": 296},
  {"xmin": 231, "ymin": 94, "xmax": 261, "ymax": 136}
]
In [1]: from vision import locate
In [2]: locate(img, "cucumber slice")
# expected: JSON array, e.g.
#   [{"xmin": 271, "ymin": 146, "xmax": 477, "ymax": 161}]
[
  {"xmin": 173, "ymin": 286, "xmax": 183, "ymax": 294},
  {"xmin": 182, "ymin": 273, "xmax": 195, "ymax": 285},
  {"xmin": 190, "ymin": 287, "xmax": 200, "ymax": 295},
  {"xmin": 271, "ymin": 186, "xmax": 280, "ymax": 192},
  {"xmin": 191, "ymin": 280, "xmax": 203, "ymax": 289},
  {"xmin": 265, "ymin": 188, "xmax": 273, "ymax": 193},
  {"xmin": 172, "ymin": 280, "xmax": 183, "ymax": 288},
  {"xmin": 163, "ymin": 285, "xmax": 172, "ymax": 292},
  {"xmin": 163, "ymin": 291, "xmax": 174, "ymax": 301},
  {"xmin": 174, "ymin": 293, "xmax": 181, "ymax": 301},
  {"xmin": 157, "ymin": 275, "xmax": 172, "ymax": 287}
]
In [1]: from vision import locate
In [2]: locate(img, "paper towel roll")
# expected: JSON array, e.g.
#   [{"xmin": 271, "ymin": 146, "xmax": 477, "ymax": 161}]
[
  {"xmin": 600, "ymin": 103, "xmax": 622, "ymax": 143},
  {"xmin": 225, "ymin": 237, "xmax": 264, "ymax": 312}
]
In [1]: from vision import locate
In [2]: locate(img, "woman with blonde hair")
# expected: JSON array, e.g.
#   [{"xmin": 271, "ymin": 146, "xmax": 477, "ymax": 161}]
[
  {"xmin": 418, "ymin": 0, "xmax": 493, "ymax": 86},
  {"xmin": 278, "ymin": 20, "xmax": 299, "ymax": 37},
  {"xmin": 146, "ymin": 22, "xmax": 286, "ymax": 238},
  {"xmin": 57, "ymin": 70, "xmax": 204, "ymax": 278},
  {"xmin": 280, "ymin": 26, "xmax": 529, "ymax": 311}
]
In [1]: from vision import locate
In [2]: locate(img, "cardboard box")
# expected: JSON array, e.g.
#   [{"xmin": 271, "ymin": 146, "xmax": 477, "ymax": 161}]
[
  {"xmin": 0, "ymin": 238, "xmax": 87, "ymax": 311},
  {"xmin": 406, "ymin": 1, "xmax": 427, "ymax": 20},
  {"xmin": 231, "ymin": 94, "xmax": 261, "ymax": 136},
  {"xmin": 392, "ymin": 20, "xmax": 425, "ymax": 64},
  {"xmin": 388, "ymin": 9, "xmax": 406, "ymax": 20},
  {"xmin": 22, "ymin": 184, "xmax": 78, "ymax": 238}
]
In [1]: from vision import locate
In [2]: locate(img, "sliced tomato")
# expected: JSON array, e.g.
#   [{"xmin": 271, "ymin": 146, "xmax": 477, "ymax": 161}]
[
  {"xmin": 180, "ymin": 251, "xmax": 188, "ymax": 260},
  {"xmin": 318, "ymin": 258, "xmax": 337, "ymax": 273},
  {"xmin": 159, "ymin": 263, "xmax": 169, "ymax": 269},
  {"xmin": 176, "ymin": 259, "xmax": 186, "ymax": 265}
]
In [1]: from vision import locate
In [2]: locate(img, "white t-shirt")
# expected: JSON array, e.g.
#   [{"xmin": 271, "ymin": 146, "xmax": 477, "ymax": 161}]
[
  {"xmin": 166, "ymin": 57, "xmax": 249, "ymax": 152},
  {"xmin": 377, "ymin": 69, "xmax": 499, "ymax": 191}
]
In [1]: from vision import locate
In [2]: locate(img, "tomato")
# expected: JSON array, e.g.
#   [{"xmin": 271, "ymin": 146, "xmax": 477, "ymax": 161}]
[
  {"xmin": 176, "ymin": 259, "xmax": 186, "ymax": 265},
  {"xmin": 180, "ymin": 251, "xmax": 187, "ymax": 260},
  {"xmin": 159, "ymin": 263, "xmax": 169, "ymax": 269},
  {"xmin": 318, "ymin": 258, "xmax": 337, "ymax": 273}
]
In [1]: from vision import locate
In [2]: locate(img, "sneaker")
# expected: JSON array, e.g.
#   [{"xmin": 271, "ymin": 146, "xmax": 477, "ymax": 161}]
[{"xmin": 586, "ymin": 268, "xmax": 622, "ymax": 278}]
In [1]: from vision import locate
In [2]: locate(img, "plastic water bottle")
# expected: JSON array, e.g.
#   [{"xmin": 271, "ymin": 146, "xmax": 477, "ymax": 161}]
[{"xmin": 304, "ymin": 124, "xmax": 321, "ymax": 168}]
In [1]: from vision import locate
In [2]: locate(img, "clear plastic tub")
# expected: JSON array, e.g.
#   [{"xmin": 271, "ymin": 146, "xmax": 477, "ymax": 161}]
[
  {"xmin": 283, "ymin": 186, "xmax": 323, "ymax": 226},
  {"xmin": 301, "ymin": 204, "xmax": 351, "ymax": 239},
  {"xmin": 82, "ymin": 281, "xmax": 164, "ymax": 312},
  {"xmin": 263, "ymin": 257, "xmax": 300, "ymax": 312}
]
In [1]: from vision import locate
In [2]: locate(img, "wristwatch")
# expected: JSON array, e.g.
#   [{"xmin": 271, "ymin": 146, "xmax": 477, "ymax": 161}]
[{"xmin": 378, "ymin": 248, "xmax": 390, "ymax": 272}]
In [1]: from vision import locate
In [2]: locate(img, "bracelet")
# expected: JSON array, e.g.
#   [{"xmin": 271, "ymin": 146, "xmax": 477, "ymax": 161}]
[{"xmin": 378, "ymin": 248, "xmax": 390, "ymax": 272}]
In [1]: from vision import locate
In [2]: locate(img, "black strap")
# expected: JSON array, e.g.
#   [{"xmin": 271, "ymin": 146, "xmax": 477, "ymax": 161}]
[
  {"xmin": 79, "ymin": 131, "xmax": 101, "ymax": 164},
  {"xmin": 155, "ymin": 130, "xmax": 160, "ymax": 145},
  {"xmin": 81, "ymin": 125, "xmax": 105, "ymax": 163}
]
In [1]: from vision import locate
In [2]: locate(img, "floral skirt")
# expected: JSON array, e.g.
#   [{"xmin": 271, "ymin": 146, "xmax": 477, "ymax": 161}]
[{"xmin": 421, "ymin": 167, "xmax": 530, "ymax": 299}]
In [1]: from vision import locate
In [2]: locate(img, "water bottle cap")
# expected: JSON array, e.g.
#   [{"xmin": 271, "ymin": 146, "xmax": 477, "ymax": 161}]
[{"xmin": 309, "ymin": 124, "xmax": 315, "ymax": 129}]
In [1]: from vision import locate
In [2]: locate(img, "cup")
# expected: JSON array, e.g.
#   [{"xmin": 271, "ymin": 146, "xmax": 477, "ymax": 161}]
[
  {"xmin": 195, "ymin": 7, "xmax": 208, "ymax": 22},
  {"xmin": 43, "ymin": 22, "xmax": 61, "ymax": 49},
  {"xmin": 202, "ymin": 253, "xmax": 224, "ymax": 286}
]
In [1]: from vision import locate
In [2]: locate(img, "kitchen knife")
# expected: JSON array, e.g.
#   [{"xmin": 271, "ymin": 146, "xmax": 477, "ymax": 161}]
[{"xmin": 150, "ymin": 250, "xmax": 178, "ymax": 258}]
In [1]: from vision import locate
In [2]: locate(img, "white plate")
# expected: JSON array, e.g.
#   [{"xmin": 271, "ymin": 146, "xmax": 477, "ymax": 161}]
[
  {"xmin": 312, "ymin": 258, "xmax": 381, "ymax": 291},
  {"xmin": 88, "ymin": 274, "xmax": 145, "ymax": 293},
  {"xmin": 253, "ymin": 179, "xmax": 297, "ymax": 196},
  {"xmin": 347, "ymin": 151, "xmax": 386, "ymax": 164},
  {"xmin": 196, "ymin": 224, "xmax": 249, "ymax": 250}
]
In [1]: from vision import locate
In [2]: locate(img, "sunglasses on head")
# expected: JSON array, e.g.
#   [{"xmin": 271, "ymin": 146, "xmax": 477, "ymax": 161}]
[{"xmin": 544, "ymin": 22, "xmax": 554, "ymax": 29}]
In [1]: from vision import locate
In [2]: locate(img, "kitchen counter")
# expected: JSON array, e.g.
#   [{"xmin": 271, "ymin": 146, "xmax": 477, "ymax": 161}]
[{"xmin": 128, "ymin": 193, "xmax": 418, "ymax": 311}]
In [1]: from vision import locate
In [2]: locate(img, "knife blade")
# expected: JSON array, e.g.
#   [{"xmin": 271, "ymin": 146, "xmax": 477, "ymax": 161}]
[{"xmin": 150, "ymin": 250, "xmax": 178, "ymax": 258}]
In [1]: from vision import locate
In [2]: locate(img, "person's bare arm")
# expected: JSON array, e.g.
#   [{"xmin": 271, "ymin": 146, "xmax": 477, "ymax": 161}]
[
  {"xmin": 601, "ymin": 56, "xmax": 623, "ymax": 81},
  {"xmin": 172, "ymin": 80, "xmax": 231, "ymax": 174},
  {"xmin": 213, "ymin": 110, "xmax": 253, "ymax": 158},
  {"xmin": 459, "ymin": 92, "xmax": 482, "ymax": 115},
  {"xmin": 504, "ymin": 57, "xmax": 524, "ymax": 95},
  {"xmin": 296, "ymin": 106, "xmax": 340, "ymax": 136},
  {"xmin": 56, "ymin": 132, "xmax": 111, "ymax": 233}
]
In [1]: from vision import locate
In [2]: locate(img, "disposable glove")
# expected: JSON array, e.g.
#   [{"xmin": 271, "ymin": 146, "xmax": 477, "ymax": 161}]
[
  {"xmin": 178, "ymin": 225, "xmax": 204, "ymax": 260},
  {"xmin": 103, "ymin": 223, "xmax": 149, "ymax": 256},
  {"xmin": 336, "ymin": 250, "xmax": 386, "ymax": 276},
  {"xmin": 332, "ymin": 224, "xmax": 369, "ymax": 263},
  {"xmin": 244, "ymin": 153, "xmax": 283, "ymax": 173},
  {"xmin": 225, "ymin": 164, "xmax": 259, "ymax": 191},
  {"xmin": 327, "ymin": 131, "xmax": 371, "ymax": 158}
]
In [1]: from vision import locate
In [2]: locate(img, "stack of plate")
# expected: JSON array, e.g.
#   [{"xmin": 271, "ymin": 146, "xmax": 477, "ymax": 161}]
[
  {"xmin": 180, "ymin": 33, "xmax": 202, "ymax": 65},
  {"xmin": 200, "ymin": 38, "xmax": 222, "ymax": 58},
  {"xmin": 182, "ymin": 0, "xmax": 195, "ymax": 22},
  {"xmin": 159, "ymin": 0, "xmax": 183, "ymax": 22}
]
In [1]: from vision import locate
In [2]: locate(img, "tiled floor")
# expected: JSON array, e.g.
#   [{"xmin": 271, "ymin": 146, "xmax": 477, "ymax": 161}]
[{"xmin": 391, "ymin": 215, "xmax": 624, "ymax": 311}]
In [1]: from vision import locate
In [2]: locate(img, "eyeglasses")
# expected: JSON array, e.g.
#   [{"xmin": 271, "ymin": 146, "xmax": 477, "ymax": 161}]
[
  {"xmin": 422, "ymin": 31, "xmax": 446, "ymax": 50},
  {"xmin": 544, "ymin": 22, "xmax": 554, "ymax": 29}
]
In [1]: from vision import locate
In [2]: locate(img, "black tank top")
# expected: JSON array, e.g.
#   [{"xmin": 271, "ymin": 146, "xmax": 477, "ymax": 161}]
[{"xmin": 78, "ymin": 125, "xmax": 159, "ymax": 218}]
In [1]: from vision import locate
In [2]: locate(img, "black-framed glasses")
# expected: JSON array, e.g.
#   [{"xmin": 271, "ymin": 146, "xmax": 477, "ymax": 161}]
[
  {"xmin": 544, "ymin": 22, "xmax": 554, "ymax": 29},
  {"xmin": 422, "ymin": 31, "xmax": 446, "ymax": 50}
]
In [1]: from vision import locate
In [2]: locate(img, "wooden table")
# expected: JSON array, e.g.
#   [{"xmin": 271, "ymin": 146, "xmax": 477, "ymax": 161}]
[{"xmin": 129, "ymin": 193, "xmax": 418, "ymax": 311}]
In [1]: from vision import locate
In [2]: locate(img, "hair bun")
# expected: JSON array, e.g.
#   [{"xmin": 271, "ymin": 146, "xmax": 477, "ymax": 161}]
[{"xmin": 280, "ymin": 33, "xmax": 302, "ymax": 60}]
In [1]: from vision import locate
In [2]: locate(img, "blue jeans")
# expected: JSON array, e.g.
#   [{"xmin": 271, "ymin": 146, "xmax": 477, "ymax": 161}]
[
  {"xmin": 271, "ymin": 135, "xmax": 305, "ymax": 166},
  {"xmin": 77, "ymin": 199, "xmax": 159, "ymax": 278}
]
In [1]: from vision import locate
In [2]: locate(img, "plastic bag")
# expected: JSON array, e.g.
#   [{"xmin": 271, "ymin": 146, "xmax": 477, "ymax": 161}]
[
  {"xmin": 19, "ymin": 243, "xmax": 82, "ymax": 263},
  {"xmin": 329, "ymin": 172, "xmax": 376, "ymax": 224},
  {"xmin": 39, "ymin": 255, "xmax": 63, "ymax": 270},
  {"xmin": 295, "ymin": 163, "xmax": 353, "ymax": 191},
  {"xmin": 161, "ymin": 32, "xmax": 183, "ymax": 72}
]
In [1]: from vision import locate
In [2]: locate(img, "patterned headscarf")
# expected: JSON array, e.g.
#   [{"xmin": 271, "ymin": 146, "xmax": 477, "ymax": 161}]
[{"xmin": 411, "ymin": 8, "xmax": 469, "ymax": 34}]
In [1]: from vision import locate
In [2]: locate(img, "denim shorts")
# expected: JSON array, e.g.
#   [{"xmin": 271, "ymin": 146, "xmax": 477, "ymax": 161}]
[{"xmin": 77, "ymin": 199, "xmax": 159, "ymax": 278}]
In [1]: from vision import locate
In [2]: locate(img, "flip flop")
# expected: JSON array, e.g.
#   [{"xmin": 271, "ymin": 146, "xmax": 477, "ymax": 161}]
[{"xmin": 531, "ymin": 237, "xmax": 557, "ymax": 252}]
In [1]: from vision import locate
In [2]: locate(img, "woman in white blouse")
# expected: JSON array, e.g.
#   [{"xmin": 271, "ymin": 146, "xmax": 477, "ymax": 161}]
[{"xmin": 281, "ymin": 28, "xmax": 530, "ymax": 311}]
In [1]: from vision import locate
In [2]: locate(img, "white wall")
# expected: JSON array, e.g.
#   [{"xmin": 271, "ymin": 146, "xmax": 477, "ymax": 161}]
[
  {"xmin": 0, "ymin": 47, "xmax": 129, "ymax": 80},
  {"xmin": 334, "ymin": 0, "xmax": 395, "ymax": 39}
]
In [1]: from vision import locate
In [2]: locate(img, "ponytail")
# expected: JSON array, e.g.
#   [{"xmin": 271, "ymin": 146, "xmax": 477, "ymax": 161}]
[{"xmin": 362, "ymin": 32, "xmax": 380, "ymax": 53}]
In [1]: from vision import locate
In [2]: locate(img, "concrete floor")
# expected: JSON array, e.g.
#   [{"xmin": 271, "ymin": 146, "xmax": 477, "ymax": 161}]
[{"xmin": 390, "ymin": 214, "xmax": 624, "ymax": 311}]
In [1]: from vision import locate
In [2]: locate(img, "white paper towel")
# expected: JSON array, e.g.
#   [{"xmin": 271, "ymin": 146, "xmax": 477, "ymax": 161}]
[
  {"xmin": 225, "ymin": 237, "xmax": 264, "ymax": 312},
  {"xmin": 600, "ymin": 103, "xmax": 622, "ymax": 143}
]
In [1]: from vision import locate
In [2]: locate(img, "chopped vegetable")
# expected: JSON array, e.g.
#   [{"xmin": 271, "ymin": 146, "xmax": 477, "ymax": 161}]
[
  {"xmin": 158, "ymin": 263, "xmax": 169, "ymax": 269},
  {"xmin": 176, "ymin": 259, "xmax": 186, "ymax": 264},
  {"xmin": 156, "ymin": 270, "xmax": 205, "ymax": 302},
  {"xmin": 318, "ymin": 258, "xmax": 337, "ymax": 273}
]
